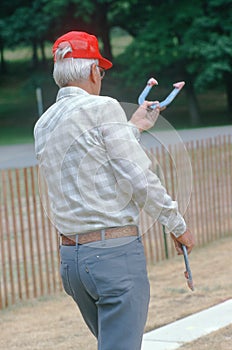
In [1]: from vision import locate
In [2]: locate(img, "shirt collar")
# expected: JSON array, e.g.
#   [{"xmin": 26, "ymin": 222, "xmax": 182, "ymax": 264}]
[{"xmin": 56, "ymin": 86, "xmax": 89, "ymax": 101}]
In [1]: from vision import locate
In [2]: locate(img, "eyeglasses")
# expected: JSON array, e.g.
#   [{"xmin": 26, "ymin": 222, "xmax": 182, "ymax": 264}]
[{"xmin": 97, "ymin": 66, "xmax": 105, "ymax": 79}]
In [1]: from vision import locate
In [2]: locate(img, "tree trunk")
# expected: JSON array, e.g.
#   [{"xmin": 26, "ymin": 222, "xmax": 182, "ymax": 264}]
[
  {"xmin": 100, "ymin": 27, "xmax": 113, "ymax": 61},
  {"xmin": 183, "ymin": 72, "xmax": 201, "ymax": 126},
  {"xmin": 40, "ymin": 41, "xmax": 46, "ymax": 64},
  {"xmin": 96, "ymin": 4, "xmax": 113, "ymax": 61},
  {"xmin": 0, "ymin": 39, "xmax": 7, "ymax": 73},
  {"xmin": 224, "ymin": 72, "xmax": 232, "ymax": 119},
  {"xmin": 32, "ymin": 40, "xmax": 39, "ymax": 67}
]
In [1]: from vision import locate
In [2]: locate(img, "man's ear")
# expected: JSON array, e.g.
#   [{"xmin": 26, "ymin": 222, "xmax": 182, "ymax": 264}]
[{"xmin": 90, "ymin": 64, "xmax": 98, "ymax": 83}]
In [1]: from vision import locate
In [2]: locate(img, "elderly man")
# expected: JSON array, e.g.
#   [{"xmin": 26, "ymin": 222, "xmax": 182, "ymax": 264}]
[{"xmin": 34, "ymin": 31, "xmax": 194, "ymax": 350}]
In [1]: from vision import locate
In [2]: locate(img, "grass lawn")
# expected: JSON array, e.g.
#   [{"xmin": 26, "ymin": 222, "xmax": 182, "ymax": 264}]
[
  {"xmin": 0, "ymin": 39, "xmax": 230, "ymax": 145},
  {"xmin": 0, "ymin": 126, "xmax": 34, "ymax": 145},
  {"xmin": 0, "ymin": 59, "xmax": 57, "ymax": 145}
]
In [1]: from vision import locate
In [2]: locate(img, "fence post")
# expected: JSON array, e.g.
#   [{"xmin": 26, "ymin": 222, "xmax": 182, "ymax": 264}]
[{"xmin": 162, "ymin": 225, "xmax": 169, "ymax": 259}]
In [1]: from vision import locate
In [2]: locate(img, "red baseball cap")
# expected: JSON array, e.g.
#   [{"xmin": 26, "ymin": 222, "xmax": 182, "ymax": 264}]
[{"xmin": 52, "ymin": 31, "xmax": 113, "ymax": 70}]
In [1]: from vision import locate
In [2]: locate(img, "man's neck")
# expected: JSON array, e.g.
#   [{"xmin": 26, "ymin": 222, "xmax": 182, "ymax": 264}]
[{"xmin": 65, "ymin": 81, "xmax": 99, "ymax": 95}]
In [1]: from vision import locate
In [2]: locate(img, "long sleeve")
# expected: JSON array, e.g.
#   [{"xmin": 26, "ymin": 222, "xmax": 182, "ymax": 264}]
[{"xmin": 100, "ymin": 100, "xmax": 186, "ymax": 237}]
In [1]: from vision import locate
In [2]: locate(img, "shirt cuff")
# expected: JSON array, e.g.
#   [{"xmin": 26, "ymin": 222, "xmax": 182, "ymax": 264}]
[{"xmin": 165, "ymin": 214, "xmax": 187, "ymax": 237}]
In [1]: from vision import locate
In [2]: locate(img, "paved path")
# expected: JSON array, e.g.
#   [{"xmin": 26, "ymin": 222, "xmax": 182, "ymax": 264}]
[
  {"xmin": 0, "ymin": 125, "xmax": 231, "ymax": 169},
  {"xmin": 142, "ymin": 299, "xmax": 232, "ymax": 350},
  {"xmin": 0, "ymin": 143, "xmax": 37, "ymax": 169},
  {"xmin": 141, "ymin": 124, "xmax": 232, "ymax": 150}
]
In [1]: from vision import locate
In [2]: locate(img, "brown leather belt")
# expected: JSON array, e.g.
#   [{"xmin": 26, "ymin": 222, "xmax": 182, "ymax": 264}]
[{"xmin": 61, "ymin": 225, "xmax": 138, "ymax": 245}]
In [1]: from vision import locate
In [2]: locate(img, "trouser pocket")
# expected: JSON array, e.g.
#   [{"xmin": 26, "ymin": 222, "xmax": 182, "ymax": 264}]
[{"xmin": 83, "ymin": 250, "xmax": 133, "ymax": 297}]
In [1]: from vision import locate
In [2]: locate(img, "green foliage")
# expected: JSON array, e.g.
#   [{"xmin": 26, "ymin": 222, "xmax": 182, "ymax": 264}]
[
  {"xmin": 43, "ymin": 0, "xmax": 95, "ymax": 23},
  {"xmin": 183, "ymin": 1, "xmax": 232, "ymax": 89},
  {"xmin": 115, "ymin": 1, "xmax": 200, "ymax": 81},
  {"xmin": 116, "ymin": 0, "xmax": 232, "ymax": 92},
  {"xmin": 109, "ymin": 0, "xmax": 156, "ymax": 37},
  {"xmin": 2, "ymin": 0, "xmax": 52, "ymax": 46}
]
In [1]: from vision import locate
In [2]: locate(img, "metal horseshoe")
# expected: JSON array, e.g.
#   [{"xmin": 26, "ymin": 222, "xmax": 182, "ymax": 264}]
[{"xmin": 138, "ymin": 78, "xmax": 185, "ymax": 109}]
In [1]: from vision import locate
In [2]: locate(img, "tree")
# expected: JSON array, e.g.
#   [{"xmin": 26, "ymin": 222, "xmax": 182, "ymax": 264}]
[
  {"xmin": 0, "ymin": 0, "xmax": 116, "ymax": 68},
  {"xmin": 184, "ymin": 0, "xmax": 232, "ymax": 118},
  {"xmin": 1, "ymin": 0, "xmax": 53, "ymax": 68},
  {"xmin": 43, "ymin": 0, "xmax": 114, "ymax": 60},
  {"xmin": 0, "ymin": 0, "xmax": 28, "ymax": 72},
  {"xmin": 1, "ymin": 0, "xmax": 150, "ymax": 68},
  {"xmin": 116, "ymin": 1, "xmax": 203, "ymax": 125},
  {"xmin": 0, "ymin": 20, "xmax": 7, "ymax": 73},
  {"xmin": 116, "ymin": 0, "xmax": 232, "ymax": 124},
  {"xmin": 109, "ymin": 0, "xmax": 156, "ymax": 37}
]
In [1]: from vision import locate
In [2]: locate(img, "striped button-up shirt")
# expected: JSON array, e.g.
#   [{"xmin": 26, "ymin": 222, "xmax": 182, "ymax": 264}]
[{"xmin": 34, "ymin": 87, "xmax": 186, "ymax": 237}]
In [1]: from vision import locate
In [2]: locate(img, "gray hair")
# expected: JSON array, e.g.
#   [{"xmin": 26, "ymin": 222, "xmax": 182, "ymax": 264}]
[{"xmin": 53, "ymin": 44, "xmax": 98, "ymax": 87}]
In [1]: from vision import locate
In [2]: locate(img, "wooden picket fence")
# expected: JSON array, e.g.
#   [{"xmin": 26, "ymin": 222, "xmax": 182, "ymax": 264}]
[
  {"xmin": 0, "ymin": 134, "xmax": 231, "ymax": 309},
  {"xmin": 0, "ymin": 167, "xmax": 62, "ymax": 309},
  {"xmin": 142, "ymin": 134, "xmax": 232, "ymax": 262}
]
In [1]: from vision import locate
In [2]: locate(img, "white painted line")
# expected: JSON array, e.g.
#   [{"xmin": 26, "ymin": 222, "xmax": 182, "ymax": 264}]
[{"xmin": 142, "ymin": 299, "xmax": 232, "ymax": 350}]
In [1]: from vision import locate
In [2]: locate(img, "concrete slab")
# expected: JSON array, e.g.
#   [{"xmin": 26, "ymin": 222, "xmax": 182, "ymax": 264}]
[
  {"xmin": 0, "ymin": 144, "xmax": 37, "ymax": 169},
  {"xmin": 142, "ymin": 340, "xmax": 182, "ymax": 350},
  {"xmin": 142, "ymin": 299, "xmax": 232, "ymax": 350}
]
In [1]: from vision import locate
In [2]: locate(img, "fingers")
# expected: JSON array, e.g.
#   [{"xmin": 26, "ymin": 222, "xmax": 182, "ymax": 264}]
[
  {"xmin": 139, "ymin": 100, "xmax": 166, "ymax": 115},
  {"xmin": 175, "ymin": 229, "xmax": 195, "ymax": 255},
  {"xmin": 131, "ymin": 100, "xmax": 161, "ymax": 132},
  {"xmin": 144, "ymin": 101, "xmax": 160, "ymax": 122},
  {"xmin": 186, "ymin": 245, "xmax": 194, "ymax": 254},
  {"xmin": 171, "ymin": 234, "xmax": 184, "ymax": 255},
  {"xmin": 176, "ymin": 246, "xmax": 184, "ymax": 255},
  {"xmin": 134, "ymin": 101, "xmax": 160, "ymax": 131},
  {"xmin": 145, "ymin": 100, "xmax": 166, "ymax": 111},
  {"xmin": 171, "ymin": 230, "xmax": 195, "ymax": 255},
  {"xmin": 141, "ymin": 100, "xmax": 160, "ymax": 110}
]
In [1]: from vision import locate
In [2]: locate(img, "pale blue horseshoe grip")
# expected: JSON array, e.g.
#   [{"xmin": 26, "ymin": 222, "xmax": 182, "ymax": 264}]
[
  {"xmin": 138, "ymin": 77, "xmax": 158, "ymax": 105},
  {"xmin": 138, "ymin": 78, "xmax": 185, "ymax": 109},
  {"xmin": 182, "ymin": 245, "xmax": 194, "ymax": 291}
]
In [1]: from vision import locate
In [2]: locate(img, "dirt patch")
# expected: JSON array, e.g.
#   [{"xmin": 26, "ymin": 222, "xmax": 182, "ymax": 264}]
[
  {"xmin": 0, "ymin": 236, "xmax": 231, "ymax": 350},
  {"xmin": 179, "ymin": 324, "xmax": 232, "ymax": 350}
]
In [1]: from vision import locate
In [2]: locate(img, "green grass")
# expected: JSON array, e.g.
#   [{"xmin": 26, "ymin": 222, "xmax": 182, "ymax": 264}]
[
  {"xmin": 0, "ymin": 126, "xmax": 34, "ymax": 145},
  {"xmin": 0, "ymin": 41, "xmax": 231, "ymax": 145},
  {"xmin": 0, "ymin": 59, "xmax": 57, "ymax": 145},
  {"xmin": 111, "ymin": 34, "xmax": 133, "ymax": 57},
  {"xmin": 4, "ymin": 45, "xmax": 52, "ymax": 62}
]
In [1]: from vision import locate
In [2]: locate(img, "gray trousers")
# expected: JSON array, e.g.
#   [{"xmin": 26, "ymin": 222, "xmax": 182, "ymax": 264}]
[{"xmin": 60, "ymin": 237, "xmax": 150, "ymax": 350}]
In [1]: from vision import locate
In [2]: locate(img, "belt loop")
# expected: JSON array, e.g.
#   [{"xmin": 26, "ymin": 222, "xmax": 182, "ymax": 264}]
[
  {"xmin": 101, "ymin": 229, "xmax": 106, "ymax": 246},
  {"xmin": 75, "ymin": 234, "xmax": 79, "ymax": 247},
  {"xmin": 137, "ymin": 227, "xmax": 142, "ymax": 241},
  {"xmin": 101, "ymin": 229, "xmax": 105, "ymax": 241}
]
